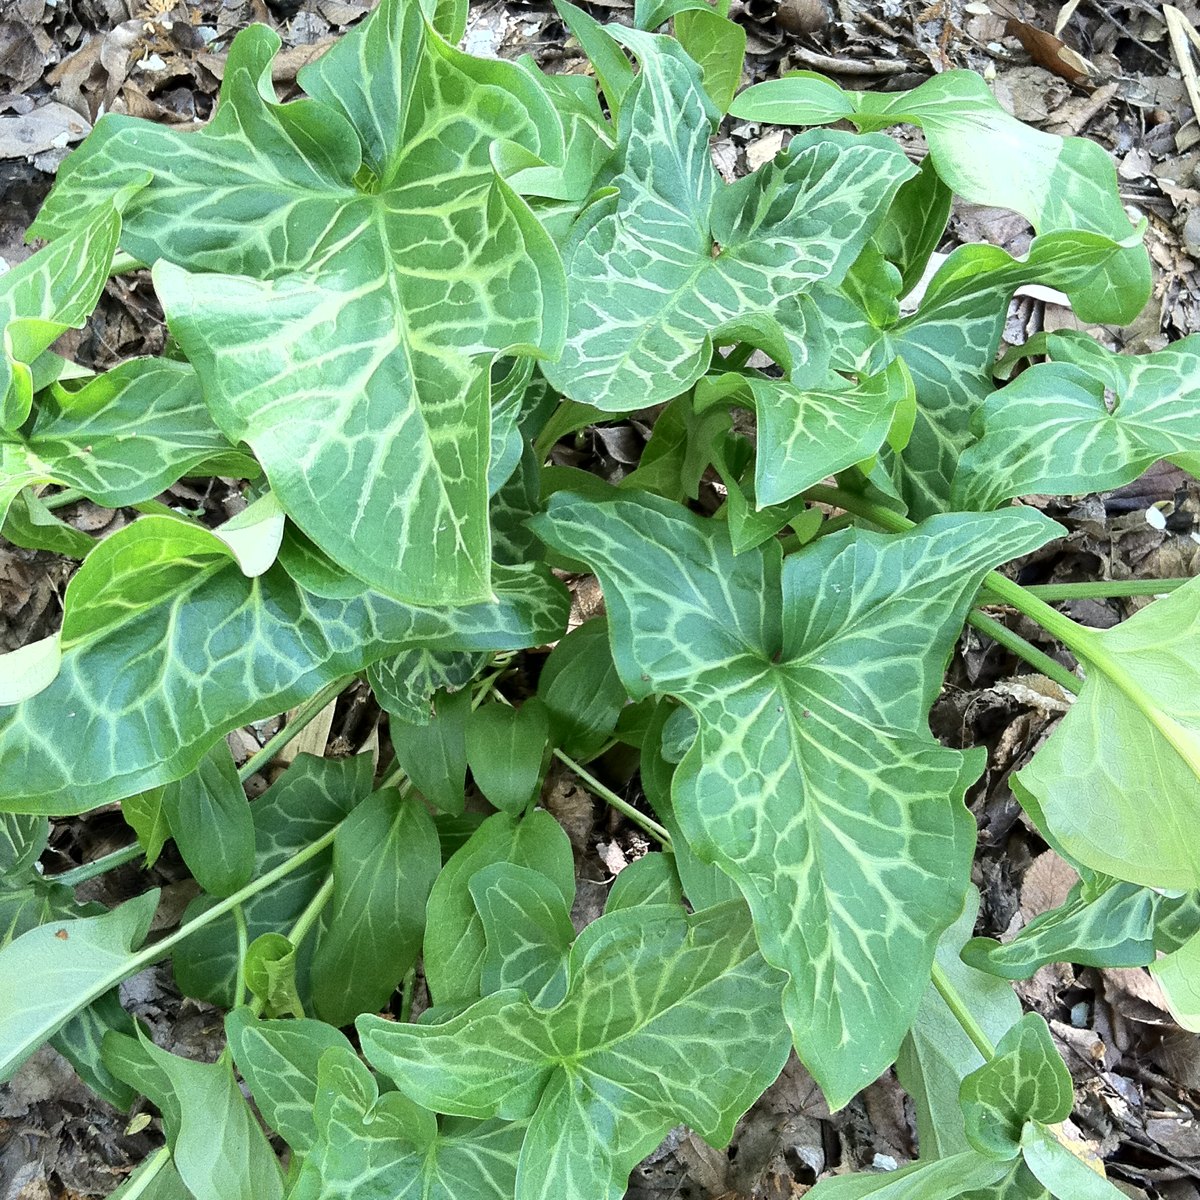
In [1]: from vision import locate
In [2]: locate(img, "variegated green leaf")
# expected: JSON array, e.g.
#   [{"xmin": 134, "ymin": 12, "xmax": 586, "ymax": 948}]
[
  {"xmin": 959, "ymin": 1014, "xmax": 1073, "ymax": 1159},
  {"xmin": 539, "ymin": 30, "xmax": 914, "ymax": 410},
  {"xmin": 0, "ymin": 359, "xmax": 253, "ymax": 532},
  {"xmin": 961, "ymin": 875, "xmax": 1197, "ymax": 979},
  {"xmin": 34, "ymin": 0, "xmax": 567, "ymax": 605},
  {"xmin": 696, "ymin": 358, "xmax": 913, "ymax": 508},
  {"xmin": 953, "ymin": 334, "xmax": 1200, "ymax": 510},
  {"xmin": 729, "ymin": 70, "xmax": 1149, "ymax": 325},
  {"xmin": 1016, "ymin": 578, "xmax": 1200, "ymax": 891},
  {"xmin": 874, "ymin": 230, "xmax": 1146, "ymax": 516},
  {"xmin": 1, "ymin": 189, "xmax": 141, "ymax": 431},
  {"xmin": 534, "ymin": 491, "xmax": 1057, "ymax": 1106},
  {"xmin": 290, "ymin": 1045, "xmax": 527, "ymax": 1200},
  {"xmin": 360, "ymin": 900, "xmax": 790, "ymax": 1200},
  {"xmin": 0, "ymin": 514, "xmax": 567, "ymax": 815},
  {"xmin": 367, "ymin": 648, "xmax": 485, "ymax": 725}
]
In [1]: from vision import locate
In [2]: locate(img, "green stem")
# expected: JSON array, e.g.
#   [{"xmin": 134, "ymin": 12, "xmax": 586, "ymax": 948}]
[
  {"xmin": 552, "ymin": 748, "xmax": 672, "ymax": 846},
  {"xmin": 399, "ymin": 966, "xmax": 416, "ymax": 1023},
  {"xmin": 1022, "ymin": 578, "xmax": 1192, "ymax": 601},
  {"xmin": 117, "ymin": 1147, "xmax": 173, "ymax": 1199},
  {"xmin": 42, "ymin": 487, "xmax": 84, "ymax": 512},
  {"xmin": 237, "ymin": 675, "xmax": 353, "ymax": 783},
  {"xmin": 108, "ymin": 250, "xmax": 145, "ymax": 277},
  {"xmin": 53, "ymin": 841, "xmax": 144, "ymax": 886},
  {"xmin": 232, "ymin": 905, "xmax": 249, "ymax": 1010},
  {"xmin": 931, "ymin": 961, "xmax": 995, "ymax": 1061},
  {"xmin": 802, "ymin": 484, "xmax": 913, "ymax": 534},
  {"xmin": 288, "ymin": 874, "xmax": 334, "ymax": 949},
  {"xmin": 966, "ymin": 610, "xmax": 1081, "ymax": 696}
]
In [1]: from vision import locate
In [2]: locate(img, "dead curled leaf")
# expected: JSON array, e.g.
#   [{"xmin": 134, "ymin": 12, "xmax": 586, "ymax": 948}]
[{"xmin": 1005, "ymin": 18, "xmax": 1094, "ymax": 88}]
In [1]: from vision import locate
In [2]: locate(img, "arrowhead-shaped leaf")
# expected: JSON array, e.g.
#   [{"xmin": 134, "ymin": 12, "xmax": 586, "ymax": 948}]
[
  {"xmin": 34, "ymin": 0, "xmax": 568, "ymax": 604},
  {"xmin": 0, "ymin": 358, "xmax": 253, "ymax": 531},
  {"xmin": 872, "ymin": 230, "xmax": 1145, "ymax": 516},
  {"xmin": 1016, "ymin": 578, "xmax": 1200, "ymax": 891},
  {"xmin": 729, "ymin": 70, "xmax": 1149, "ymax": 325},
  {"xmin": 290, "ymin": 1045, "xmax": 527, "ymax": 1200},
  {"xmin": 534, "ymin": 491, "xmax": 1058, "ymax": 1106},
  {"xmin": 1020, "ymin": 1123, "xmax": 1128, "ymax": 1199},
  {"xmin": 696, "ymin": 359, "xmax": 913, "ymax": 508},
  {"xmin": 953, "ymin": 333, "xmax": 1200, "ymax": 510},
  {"xmin": 360, "ymin": 900, "xmax": 790, "ymax": 1200},
  {"xmin": 959, "ymin": 1014, "xmax": 1073, "ymax": 1159},
  {"xmin": 540, "ymin": 29, "xmax": 915, "ymax": 410},
  {"xmin": 0, "ymin": 514, "xmax": 567, "ymax": 815},
  {"xmin": 961, "ymin": 874, "xmax": 1195, "ymax": 979}
]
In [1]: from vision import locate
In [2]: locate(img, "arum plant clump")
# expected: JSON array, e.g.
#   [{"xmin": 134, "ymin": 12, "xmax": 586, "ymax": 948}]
[{"xmin": 1, "ymin": 0, "xmax": 1198, "ymax": 1194}]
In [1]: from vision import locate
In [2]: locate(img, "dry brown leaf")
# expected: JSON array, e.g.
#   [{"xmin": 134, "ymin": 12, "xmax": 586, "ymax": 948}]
[
  {"xmin": 1021, "ymin": 851, "xmax": 1080, "ymax": 920},
  {"xmin": 1005, "ymin": 18, "xmax": 1094, "ymax": 87},
  {"xmin": 0, "ymin": 101, "xmax": 91, "ymax": 160}
]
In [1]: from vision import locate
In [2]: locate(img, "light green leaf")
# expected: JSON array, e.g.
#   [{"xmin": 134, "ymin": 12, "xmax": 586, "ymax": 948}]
[
  {"xmin": 1, "ymin": 190, "xmax": 139, "ymax": 431},
  {"xmin": 37, "ymin": 0, "xmax": 567, "ymax": 604},
  {"xmin": 874, "ymin": 229, "xmax": 1146, "ymax": 517},
  {"xmin": 872, "ymin": 156, "xmax": 953, "ymax": 300},
  {"xmin": 161, "ymin": 741, "xmax": 254, "ymax": 897},
  {"xmin": 108, "ymin": 1152, "xmax": 190, "ymax": 1200},
  {"xmin": 0, "ymin": 358, "xmax": 252, "ymax": 531},
  {"xmin": 534, "ymin": 491, "xmax": 1058, "ymax": 1107},
  {"xmin": 289, "ymin": 1045, "xmax": 527, "ymax": 1200},
  {"xmin": 367, "ymin": 648, "xmax": 485, "ymax": 725},
  {"xmin": 1150, "ymin": 927, "xmax": 1200, "ymax": 1032},
  {"xmin": 553, "ymin": 1, "xmax": 634, "ymax": 119},
  {"xmin": 360, "ymin": 900, "xmax": 790, "ymax": 1200},
  {"xmin": 1019, "ymin": 1123, "xmax": 1127, "ymax": 1200},
  {"xmin": 2, "ymin": 488, "xmax": 95, "ymax": 558},
  {"xmin": 471, "ymin": 861, "xmax": 573, "ymax": 1007},
  {"xmin": 961, "ymin": 876, "xmax": 1175, "ymax": 979},
  {"xmin": 540, "ymin": 31, "xmax": 914, "ymax": 410},
  {"xmin": 311, "ymin": 786, "xmax": 441, "ymax": 1026},
  {"xmin": 173, "ymin": 754, "xmax": 373, "ymax": 1005},
  {"xmin": 807, "ymin": 1152, "xmax": 1011, "ymax": 1198},
  {"xmin": 953, "ymin": 335, "xmax": 1200, "ymax": 510},
  {"xmin": 243, "ymin": 933, "xmax": 304, "ymax": 1019},
  {"xmin": 896, "ymin": 887, "xmax": 1022, "ymax": 1160},
  {"xmin": 0, "ymin": 634, "xmax": 62, "ymax": 708},
  {"xmin": 696, "ymin": 359, "xmax": 913, "ymax": 508},
  {"xmin": 729, "ymin": 70, "xmax": 1149, "ymax": 325},
  {"xmin": 423, "ymin": 809, "xmax": 574, "ymax": 1006},
  {"xmin": 0, "ymin": 811, "xmax": 48, "ymax": 878},
  {"xmin": 387, "ymin": 688, "xmax": 472, "ymax": 815},
  {"xmin": 466, "ymin": 700, "xmax": 550, "ymax": 815},
  {"xmin": 104, "ymin": 1031, "xmax": 284, "ymax": 1200},
  {"xmin": 225, "ymin": 1006, "xmax": 354, "ymax": 1152},
  {"xmin": 0, "ymin": 515, "xmax": 567, "ymax": 814},
  {"xmin": 122, "ymin": 786, "xmax": 169, "ymax": 868},
  {"xmin": 959, "ymin": 1015, "xmax": 1073, "ymax": 1159},
  {"xmin": 0, "ymin": 889, "xmax": 158, "ymax": 1082},
  {"xmin": 1016, "ymin": 578, "xmax": 1200, "ymax": 891},
  {"xmin": 675, "ymin": 9, "xmax": 746, "ymax": 114}
]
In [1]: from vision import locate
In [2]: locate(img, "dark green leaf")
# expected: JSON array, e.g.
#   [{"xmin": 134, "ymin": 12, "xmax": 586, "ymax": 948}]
[
  {"xmin": 423, "ymin": 809, "xmax": 574, "ymax": 1006},
  {"xmin": 366, "ymin": 649, "xmax": 485, "ymax": 726},
  {"xmin": 604, "ymin": 852, "xmax": 683, "ymax": 913},
  {"xmin": 311, "ymin": 787, "xmax": 441, "ymax": 1026},
  {"xmin": 466, "ymin": 699, "xmax": 550, "ymax": 815},
  {"xmin": 161, "ymin": 741, "xmax": 254, "ymax": 897},
  {"xmin": 537, "ymin": 617, "xmax": 627, "ymax": 760},
  {"xmin": 387, "ymin": 688, "xmax": 472, "ymax": 815},
  {"xmin": 0, "ymin": 812, "xmax": 48, "ymax": 878},
  {"xmin": 49, "ymin": 987, "xmax": 138, "ymax": 1110}
]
